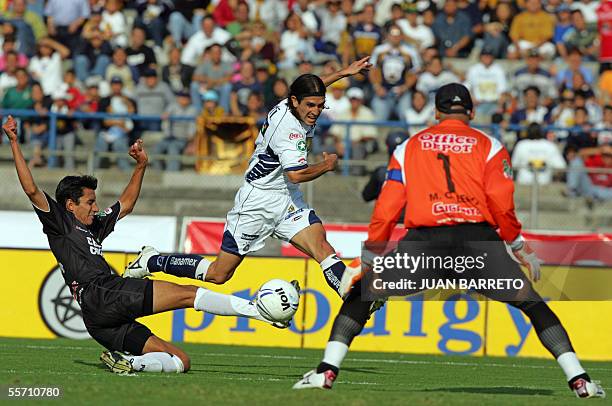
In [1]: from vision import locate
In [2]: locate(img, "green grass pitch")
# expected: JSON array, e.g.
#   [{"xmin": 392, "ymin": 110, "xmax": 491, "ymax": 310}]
[{"xmin": 0, "ymin": 337, "xmax": 609, "ymax": 405}]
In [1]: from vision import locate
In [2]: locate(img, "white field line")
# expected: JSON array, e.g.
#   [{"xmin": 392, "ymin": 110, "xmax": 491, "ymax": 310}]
[
  {"xmin": 0, "ymin": 369, "xmax": 376, "ymax": 385},
  {"xmin": 3, "ymin": 344, "xmax": 612, "ymax": 372}
]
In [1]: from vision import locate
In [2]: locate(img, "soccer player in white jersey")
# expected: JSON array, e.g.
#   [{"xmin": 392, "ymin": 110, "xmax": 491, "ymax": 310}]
[{"xmin": 124, "ymin": 57, "xmax": 372, "ymax": 301}]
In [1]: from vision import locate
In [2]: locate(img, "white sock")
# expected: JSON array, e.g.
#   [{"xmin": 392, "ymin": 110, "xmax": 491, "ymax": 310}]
[
  {"xmin": 320, "ymin": 254, "xmax": 341, "ymax": 270},
  {"xmin": 193, "ymin": 288, "xmax": 268, "ymax": 322},
  {"xmin": 557, "ymin": 352, "xmax": 586, "ymax": 381},
  {"xmin": 322, "ymin": 341, "xmax": 349, "ymax": 369},
  {"xmin": 123, "ymin": 352, "xmax": 184, "ymax": 373},
  {"xmin": 195, "ymin": 258, "xmax": 211, "ymax": 281}
]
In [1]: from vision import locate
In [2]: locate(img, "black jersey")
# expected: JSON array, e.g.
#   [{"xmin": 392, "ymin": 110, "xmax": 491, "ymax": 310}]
[{"xmin": 33, "ymin": 192, "xmax": 121, "ymax": 299}]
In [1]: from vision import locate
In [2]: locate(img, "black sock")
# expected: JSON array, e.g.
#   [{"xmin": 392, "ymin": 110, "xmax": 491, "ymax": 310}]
[
  {"xmin": 316, "ymin": 362, "xmax": 339, "ymax": 376},
  {"xmin": 147, "ymin": 254, "xmax": 203, "ymax": 279}
]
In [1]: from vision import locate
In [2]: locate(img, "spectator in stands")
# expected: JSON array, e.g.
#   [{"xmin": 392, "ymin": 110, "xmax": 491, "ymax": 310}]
[
  {"xmin": 566, "ymin": 107, "xmax": 598, "ymax": 152},
  {"xmin": 511, "ymin": 122, "xmax": 566, "ymax": 185},
  {"xmin": 416, "ymin": 56, "xmax": 459, "ymax": 98},
  {"xmin": 404, "ymin": 90, "xmax": 435, "ymax": 132},
  {"xmin": 595, "ymin": 105, "xmax": 612, "ymax": 146},
  {"xmin": 101, "ymin": 0, "xmax": 128, "ymax": 48},
  {"xmin": 134, "ymin": 0, "xmax": 173, "ymax": 47},
  {"xmin": 0, "ymin": 51, "xmax": 19, "ymax": 99},
  {"xmin": 571, "ymin": 0, "xmax": 599, "ymax": 27},
  {"xmin": 153, "ymin": 90, "xmax": 197, "ymax": 171},
  {"xmin": 95, "ymin": 76, "xmax": 135, "ymax": 171},
  {"xmin": 190, "ymin": 43, "xmax": 233, "ymax": 111},
  {"xmin": 201, "ymin": 89, "xmax": 225, "ymax": 118},
  {"xmin": 465, "ymin": 47, "xmax": 508, "ymax": 124},
  {"xmin": 510, "ymin": 86, "xmax": 550, "ymax": 140},
  {"xmin": 126, "ymin": 26, "xmax": 157, "ymax": 78},
  {"xmin": 254, "ymin": 61, "xmax": 275, "ymax": 109},
  {"xmin": 73, "ymin": 28, "xmax": 113, "ymax": 83},
  {"xmin": 63, "ymin": 69, "xmax": 85, "ymax": 110},
  {"xmin": 279, "ymin": 12, "xmax": 316, "ymax": 69},
  {"xmin": 349, "ymin": 4, "xmax": 383, "ymax": 60},
  {"xmin": 432, "ymin": 0, "xmax": 472, "ymax": 58},
  {"xmin": 550, "ymin": 88, "xmax": 576, "ymax": 140},
  {"xmin": 370, "ymin": 25, "xmax": 419, "ymax": 121},
  {"xmin": 556, "ymin": 48, "xmax": 594, "ymax": 90},
  {"xmin": 560, "ymin": 10, "xmax": 599, "ymax": 61},
  {"xmin": 554, "ymin": 4, "xmax": 574, "ymax": 58},
  {"xmin": 134, "ymin": 68, "xmax": 175, "ymax": 132},
  {"xmin": 162, "ymin": 47, "xmax": 194, "ymax": 93},
  {"xmin": 28, "ymin": 37, "xmax": 69, "ymax": 96},
  {"xmin": 105, "ymin": 47, "xmax": 137, "ymax": 94},
  {"xmin": 382, "ymin": 3, "xmax": 405, "ymax": 33},
  {"xmin": 246, "ymin": 0, "xmax": 288, "ymax": 31},
  {"xmin": 245, "ymin": 91, "xmax": 267, "ymax": 122},
  {"xmin": 0, "ymin": 36, "xmax": 29, "ymax": 70},
  {"xmin": 181, "ymin": 15, "xmax": 231, "ymax": 67},
  {"xmin": 49, "ymin": 88, "xmax": 77, "ymax": 170},
  {"xmin": 44, "ymin": 0, "xmax": 90, "ymax": 50},
  {"xmin": 566, "ymin": 144, "xmax": 612, "ymax": 203},
  {"xmin": 574, "ymin": 88, "xmax": 602, "ymax": 125},
  {"xmin": 266, "ymin": 77, "xmax": 289, "ymax": 110},
  {"xmin": 482, "ymin": 2, "xmax": 514, "ymax": 59},
  {"xmin": 225, "ymin": 1, "xmax": 250, "ymax": 36},
  {"xmin": 5, "ymin": 0, "xmax": 46, "ymax": 57},
  {"xmin": 78, "ymin": 78, "xmax": 102, "ymax": 130},
  {"xmin": 168, "ymin": 0, "xmax": 206, "ymax": 47},
  {"xmin": 81, "ymin": 10, "xmax": 113, "ymax": 42},
  {"xmin": 457, "ymin": 0, "xmax": 484, "ymax": 52},
  {"xmin": 239, "ymin": 20, "xmax": 277, "ymax": 62},
  {"xmin": 513, "ymin": 48, "xmax": 557, "ymax": 107},
  {"xmin": 25, "ymin": 82, "xmax": 51, "ymax": 168},
  {"xmin": 229, "ymin": 60, "xmax": 262, "ymax": 116},
  {"xmin": 325, "ymin": 78, "xmax": 351, "ymax": 120},
  {"xmin": 314, "ymin": 0, "xmax": 347, "ymax": 56},
  {"xmin": 1, "ymin": 67, "xmax": 32, "ymax": 110},
  {"xmin": 397, "ymin": 3, "xmax": 434, "ymax": 52},
  {"xmin": 292, "ymin": 0, "xmax": 318, "ymax": 35},
  {"xmin": 329, "ymin": 87, "xmax": 377, "ymax": 175},
  {"xmin": 508, "ymin": 0, "xmax": 555, "ymax": 59}
]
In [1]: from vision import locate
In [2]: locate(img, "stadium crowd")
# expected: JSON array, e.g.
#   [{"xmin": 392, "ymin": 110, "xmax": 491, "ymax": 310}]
[{"xmin": 0, "ymin": 0, "xmax": 610, "ymax": 201}]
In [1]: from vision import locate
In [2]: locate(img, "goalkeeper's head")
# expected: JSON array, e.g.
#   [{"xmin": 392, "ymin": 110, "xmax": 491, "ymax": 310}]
[{"xmin": 288, "ymin": 74, "xmax": 326, "ymax": 126}]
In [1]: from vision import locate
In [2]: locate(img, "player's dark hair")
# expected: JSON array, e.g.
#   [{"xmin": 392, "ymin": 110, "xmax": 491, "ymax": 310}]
[
  {"xmin": 289, "ymin": 74, "xmax": 326, "ymax": 103},
  {"xmin": 55, "ymin": 175, "xmax": 98, "ymax": 208},
  {"xmin": 526, "ymin": 123, "xmax": 543, "ymax": 140}
]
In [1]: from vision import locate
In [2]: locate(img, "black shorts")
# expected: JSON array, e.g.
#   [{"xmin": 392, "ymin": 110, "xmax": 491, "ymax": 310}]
[
  {"xmin": 80, "ymin": 275, "xmax": 154, "ymax": 355},
  {"xmin": 402, "ymin": 223, "xmax": 539, "ymax": 302}
]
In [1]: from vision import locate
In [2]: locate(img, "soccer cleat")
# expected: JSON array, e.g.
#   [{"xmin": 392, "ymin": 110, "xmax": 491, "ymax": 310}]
[
  {"xmin": 123, "ymin": 246, "xmax": 159, "ymax": 278},
  {"xmin": 100, "ymin": 351, "xmax": 134, "ymax": 374},
  {"xmin": 292, "ymin": 369, "xmax": 337, "ymax": 390},
  {"xmin": 339, "ymin": 258, "xmax": 363, "ymax": 299},
  {"xmin": 572, "ymin": 378, "xmax": 606, "ymax": 399}
]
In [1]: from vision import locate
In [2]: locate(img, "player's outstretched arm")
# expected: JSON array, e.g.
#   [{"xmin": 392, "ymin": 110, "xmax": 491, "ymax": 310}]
[
  {"xmin": 286, "ymin": 152, "xmax": 337, "ymax": 184},
  {"xmin": 321, "ymin": 56, "xmax": 372, "ymax": 88},
  {"xmin": 118, "ymin": 139, "xmax": 148, "ymax": 219},
  {"xmin": 3, "ymin": 116, "xmax": 48, "ymax": 210}
]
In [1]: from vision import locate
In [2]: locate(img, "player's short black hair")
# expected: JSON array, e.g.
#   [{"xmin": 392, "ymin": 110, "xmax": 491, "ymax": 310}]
[
  {"xmin": 55, "ymin": 175, "xmax": 98, "ymax": 208},
  {"xmin": 289, "ymin": 74, "xmax": 326, "ymax": 103}
]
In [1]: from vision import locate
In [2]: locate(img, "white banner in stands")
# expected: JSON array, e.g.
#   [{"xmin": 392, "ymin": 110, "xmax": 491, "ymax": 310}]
[{"xmin": 0, "ymin": 211, "xmax": 177, "ymax": 252}]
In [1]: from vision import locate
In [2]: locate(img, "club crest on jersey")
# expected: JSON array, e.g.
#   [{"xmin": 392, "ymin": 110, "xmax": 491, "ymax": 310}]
[
  {"xmin": 97, "ymin": 207, "xmax": 113, "ymax": 217},
  {"xmin": 289, "ymin": 133, "xmax": 304, "ymax": 140},
  {"xmin": 297, "ymin": 140, "xmax": 307, "ymax": 152},
  {"xmin": 419, "ymin": 133, "xmax": 477, "ymax": 153},
  {"xmin": 502, "ymin": 159, "xmax": 513, "ymax": 179}
]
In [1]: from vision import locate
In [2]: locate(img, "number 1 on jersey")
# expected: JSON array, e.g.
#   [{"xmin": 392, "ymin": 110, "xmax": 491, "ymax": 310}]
[{"xmin": 437, "ymin": 153, "xmax": 455, "ymax": 193}]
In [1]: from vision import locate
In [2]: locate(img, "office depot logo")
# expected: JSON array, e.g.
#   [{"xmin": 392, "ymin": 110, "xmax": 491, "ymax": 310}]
[{"xmin": 419, "ymin": 133, "xmax": 477, "ymax": 153}]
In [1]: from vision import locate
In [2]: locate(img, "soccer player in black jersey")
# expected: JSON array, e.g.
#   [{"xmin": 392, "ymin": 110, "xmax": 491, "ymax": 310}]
[{"xmin": 3, "ymin": 116, "xmax": 284, "ymax": 374}]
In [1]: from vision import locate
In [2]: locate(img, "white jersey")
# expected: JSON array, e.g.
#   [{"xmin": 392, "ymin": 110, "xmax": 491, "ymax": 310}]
[{"xmin": 244, "ymin": 99, "xmax": 314, "ymax": 193}]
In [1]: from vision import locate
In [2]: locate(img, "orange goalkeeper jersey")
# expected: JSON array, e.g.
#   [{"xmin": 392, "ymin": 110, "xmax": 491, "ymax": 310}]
[{"xmin": 369, "ymin": 119, "xmax": 522, "ymax": 243}]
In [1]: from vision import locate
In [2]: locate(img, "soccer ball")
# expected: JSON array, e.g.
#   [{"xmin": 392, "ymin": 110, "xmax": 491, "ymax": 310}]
[{"xmin": 255, "ymin": 279, "xmax": 300, "ymax": 322}]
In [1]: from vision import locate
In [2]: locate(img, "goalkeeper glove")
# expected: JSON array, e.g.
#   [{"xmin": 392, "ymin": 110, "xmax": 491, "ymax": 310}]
[{"xmin": 510, "ymin": 236, "xmax": 541, "ymax": 282}]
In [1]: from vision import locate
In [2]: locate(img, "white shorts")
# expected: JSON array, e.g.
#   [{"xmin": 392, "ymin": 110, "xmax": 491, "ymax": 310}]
[{"xmin": 221, "ymin": 184, "xmax": 322, "ymax": 256}]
